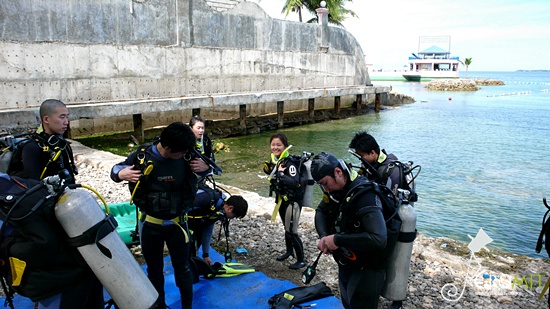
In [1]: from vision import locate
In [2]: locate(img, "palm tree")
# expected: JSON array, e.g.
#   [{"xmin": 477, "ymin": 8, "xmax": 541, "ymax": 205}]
[
  {"xmin": 282, "ymin": 0, "xmax": 304, "ymax": 22},
  {"xmin": 459, "ymin": 58, "xmax": 473, "ymax": 78},
  {"xmin": 282, "ymin": 0, "xmax": 357, "ymax": 26}
]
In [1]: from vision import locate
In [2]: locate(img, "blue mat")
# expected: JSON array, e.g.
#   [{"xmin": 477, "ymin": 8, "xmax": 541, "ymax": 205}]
[{"xmin": 0, "ymin": 247, "xmax": 343, "ymax": 308}]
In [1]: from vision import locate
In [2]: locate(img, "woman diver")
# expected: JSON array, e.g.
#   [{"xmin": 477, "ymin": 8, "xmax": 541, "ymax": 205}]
[{"xmin": 263, "ymin": 132, "xmax": 307, "ymax": 269}]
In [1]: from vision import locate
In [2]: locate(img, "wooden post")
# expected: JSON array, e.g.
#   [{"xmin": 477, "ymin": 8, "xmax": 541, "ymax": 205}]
[
  {"xmin": 380, "ymin": 92, "xmax": 389, "ymax": 106},
  {"xmin": 65, "ymin": 123, "xmax": 72, "ymax": 139},
  {"xmin": 133, "ymin": 114, "xmax": 144, "ymax": 142},
  {"xmin": 333, "ymin": 96, "xmax": 341, "ymax": 118},
  {"xmin": 308, "ymin": 98, "xmax": 315, "ymax": 121},
  {"xmin": 239, "ymin": 104, "xmax": 247, "ymax": 131},
  {"xmin": 192, "ymin": 108, "xmax": 201, "ymax": 117},
  {"xmin": 356, "ymin": 94, "xmax": 363, "ymax": 113},
  {"xmin": 375, "ymin": 94, "xmax": 381, "ymax": 112},
  {"xmin": 277, "ymin": 101, "xmax": 284, "ymax": 127}
]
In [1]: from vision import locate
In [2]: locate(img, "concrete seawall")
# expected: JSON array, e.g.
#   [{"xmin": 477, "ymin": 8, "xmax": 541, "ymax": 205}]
[{"xmin": 0, "ymin": 0, "xmax": 377, "ymax": 136}]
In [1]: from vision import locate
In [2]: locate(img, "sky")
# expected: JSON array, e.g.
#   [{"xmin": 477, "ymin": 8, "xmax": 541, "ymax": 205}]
[{"xmin": 249, "ymin": 0, "xmax": 550, "ymax": 71}]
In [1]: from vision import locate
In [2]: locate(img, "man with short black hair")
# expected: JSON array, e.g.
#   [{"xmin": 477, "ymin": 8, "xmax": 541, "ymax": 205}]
[
  {"xmin": 311, "ymin": 152, "xmax": 388, "ymax": 309},
  {"xmin": 14, "ymin": 99, "xmax": 77, "ymax": 182},
  {"xmin": 111, "ymin": 122, "xmax": 198, "ymax": 308},
  {"xmin": 349, "ymin": 131, "xmax": 400, "ymax": 192}
]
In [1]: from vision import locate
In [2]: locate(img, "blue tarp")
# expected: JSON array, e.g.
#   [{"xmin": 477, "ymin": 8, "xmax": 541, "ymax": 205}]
[{"xmin": 0, "ymin": 247, "xmax": 343, "ymax": 308}]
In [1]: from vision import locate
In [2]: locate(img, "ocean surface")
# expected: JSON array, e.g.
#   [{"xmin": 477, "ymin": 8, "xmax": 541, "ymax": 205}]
[{"xmin": 214, "ymin": 71, "xmax": 550, "ymax": 258}]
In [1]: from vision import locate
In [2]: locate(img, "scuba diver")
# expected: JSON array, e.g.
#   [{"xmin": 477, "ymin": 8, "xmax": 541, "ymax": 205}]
[
  {"xmin": 110, "ymin": 122, "xmax": 198, "ymax": 309},
  {"xmin": 263, "ymin": 132, "xmax": 307, "ymax": 269},
  {"xmin": 10, "ymin": 99, "xmax": 77, "ymax": 183},
  {"xmin": 189, "ymin": 116, "xmax": 222, "ymax": 180},
  {"xmin": 311, "ymin": 152, "xmax": 392, "ymax": 309},
  {"xmin": 188, "ymin": 185, "xmax": 248, "ymax": 266},
  {"xmin": 349, "ymin": 131, "xmax": 419, "ymax": 309},
  {"xmin": 348, "ymin": 131, "xmax": 400, "ymax": 190}
]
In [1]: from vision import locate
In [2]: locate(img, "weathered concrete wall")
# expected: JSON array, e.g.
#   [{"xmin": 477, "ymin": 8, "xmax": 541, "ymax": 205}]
[{"xmin": 0, "ymin": 0, "xmax": 371, "ymax": 135}]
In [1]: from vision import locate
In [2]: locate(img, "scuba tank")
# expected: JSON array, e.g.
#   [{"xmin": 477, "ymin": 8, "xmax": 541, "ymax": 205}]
[
  {"xmin": 55, "ymin": 189, "xmax": 159, "ymax": 309},
  {"xmin": 382, "ymin": 189, "xmax": 417, "ymax": 301},
  {"xmin": 299, "ymin": 152, "xmax": 314, "ymax": 208}
]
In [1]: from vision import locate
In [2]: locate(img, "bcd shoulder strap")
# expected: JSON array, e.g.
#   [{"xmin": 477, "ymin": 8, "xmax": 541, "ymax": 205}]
[
  {"xmin": 133, "ymin": 143, "xmax": 153, "ymax": 170},
  {"xmin": 345, "ymin": 180, "xmax": 399, "ymax": 224}
]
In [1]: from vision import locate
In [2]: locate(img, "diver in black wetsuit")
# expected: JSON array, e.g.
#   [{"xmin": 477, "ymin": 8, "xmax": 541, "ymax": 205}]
[
  {"xmin": 12, "ymin": 99, "xmax": 77, "ymax": 183},
  {"xmin": 111, "ymin": 122, "xmax": 200, "ymax": 308},
  {"xmin": 312, "ymin": 152, "xmax": 388, "ymax": 309},
  {"xmin": 263, "ymin": 132, "xmax": 307, "ymax": 269}
]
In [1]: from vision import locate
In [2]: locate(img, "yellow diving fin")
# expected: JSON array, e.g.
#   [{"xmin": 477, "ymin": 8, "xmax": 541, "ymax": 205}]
[{"xmin": 207, "ymin": 262, "xmax": 255, "ymax": 278}]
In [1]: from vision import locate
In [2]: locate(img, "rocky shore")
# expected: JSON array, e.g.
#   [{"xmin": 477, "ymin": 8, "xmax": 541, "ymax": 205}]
[
  {"xmin": 425, "ymin": 79, "xmax": 505, "ymax": 91},
  {"xmin": 72, "ymin": 141, "xmax": 550, "ymax": 309}
]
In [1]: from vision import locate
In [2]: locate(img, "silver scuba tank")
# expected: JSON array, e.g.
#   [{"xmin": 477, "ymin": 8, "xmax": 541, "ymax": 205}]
[
  {"xmin": 382, "ymin": 190, "xmax": 417, "ymax": 301},
  {"xmin": 300, "ymin": 158, "xmax": 314, "ymax": 207},
  {"xmin": 55, "ymin": 189, "xmax": 158, "ymax": 309}
]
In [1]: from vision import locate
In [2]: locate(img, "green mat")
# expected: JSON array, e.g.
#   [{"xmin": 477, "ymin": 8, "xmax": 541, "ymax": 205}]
[{"xmin": 102, "ymin": 202, "xmax": 138, "ymax": 245}]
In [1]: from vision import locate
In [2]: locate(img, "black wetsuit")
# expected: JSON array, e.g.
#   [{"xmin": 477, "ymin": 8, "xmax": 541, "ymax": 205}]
[
  {"xmin": 315, "ymin": 175, "xmax": 388, "ymax": 309},
  {"xmin": 187, "ymin": 186, "xmax": 225, "ymax": 259},
  {"xmin": 111, "ymin": 143, "xmax": 197, "ymax": 308},
  {"xmin": 14, "ymin": 132, "xmax": 76, "ymax": 183},
  {"xmin": 265, "ymin": 155, "xmax": 306, "ymax": 266},
  {"xmin": 196, "ymin": 135, "xmax": 218, "ymax": 179}
]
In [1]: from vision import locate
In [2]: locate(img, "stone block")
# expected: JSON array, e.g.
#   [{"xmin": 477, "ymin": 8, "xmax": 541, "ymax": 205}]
[
  {"xmin": 160, "ymin": 78, "xmax": 180, "ymax": 97},
  {"xmin": 38, "ymin": 81, "xmax": 62, "ymax": 104},
  {"xmin": 0, "ymin": 43, "xmax": 26, "ymax": 81},
  {"xmin": 0, "ymin": 82, "xmax": 28, "ymax": 109},
  {"xmin": 111, "ymin": 78, "xmax": 138, "ymax": 101},
  {"xmin": 89, "ymin": 46, "xmax": 118, "ymax": 79},
  {"xmin": 90, "ymin": 79, "xmax": 113, "ymax": 102},
  {"xmin": 63, "ymin": 79, "xmax": 93, "ymax": 102}
]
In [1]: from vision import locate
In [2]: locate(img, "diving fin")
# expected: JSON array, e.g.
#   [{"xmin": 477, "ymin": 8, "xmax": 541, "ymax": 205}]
[
  {"xmin": 190, "ymin": 256, "xmax": 219, "ymax": 283},
  {"xmin": 207, "ymin": 262, "xmax": 255, "ymax": 278}
]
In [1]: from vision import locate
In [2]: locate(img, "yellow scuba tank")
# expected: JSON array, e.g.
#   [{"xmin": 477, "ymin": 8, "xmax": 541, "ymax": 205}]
[{"xmin": 55, "ymin": 189, "xmax": 159, "ymax": 309}]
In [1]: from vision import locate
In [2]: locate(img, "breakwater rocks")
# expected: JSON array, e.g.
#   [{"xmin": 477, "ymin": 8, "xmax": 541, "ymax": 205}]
[
  {"xmin": 72, "ymin": 141, "xmax": 550, "ymax": 308},
  {"xmin": 389, "ymin": 91, "xmax": 415, "ymax": 105},
  {"xmin": 426, "ymin": 79, "xmax": 505, "ymax": 91}
]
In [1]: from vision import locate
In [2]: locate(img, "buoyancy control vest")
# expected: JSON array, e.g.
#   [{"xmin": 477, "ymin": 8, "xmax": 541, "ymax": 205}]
[
  {"xmin": 187, "ymin": 184, "xmax": 225, "ymax": 226},
  {"xmin": 268, "ymin": 282, "xmax": 334, "ymax": 309},
  {"xmin": 332, "ymin": 177, "xmax": 401, "ymax": 269},
  {"xmin": 375, "ymin": 151, "xmax": 419, "ymax": 203},
  {"xmin": 12, "ymin": 132, "xmax": 77, "ymax": 182},
  {"xmin": 0, "ymin": 173, "xmax": 89, "ymax": 302},
  {"xmin": 266, "ymin": 152, "xmax": 314, "ymax": 207},
  {"xmin": 129, "ymin": 145, "xmax": 191, "ymax": 219}
]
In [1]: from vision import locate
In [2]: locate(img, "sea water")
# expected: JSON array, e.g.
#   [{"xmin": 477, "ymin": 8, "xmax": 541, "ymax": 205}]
[{"xmin": 214, "ymin": 71, "xmax": 550, "ymax": 257}]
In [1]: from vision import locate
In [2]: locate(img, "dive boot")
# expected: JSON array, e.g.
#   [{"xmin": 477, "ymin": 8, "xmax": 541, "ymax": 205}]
[
  {"xmin": 277, "ymin": 232, "xmax": 295, "ymax": 261},
  {"xmin": 288, "ymin": 232, "xmax": 306, "ymax": 269},
  {"xmin": 289, "ymin": 261, "xmax": 307, "ymax": 269},
  {"xmin": 276, "ymin": 251, "xmax": 294, "ymax": 261}
]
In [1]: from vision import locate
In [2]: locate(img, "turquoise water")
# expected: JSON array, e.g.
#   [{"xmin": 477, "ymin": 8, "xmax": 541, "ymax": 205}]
[{"xmin": 214, "ymin": 71, "xmax": 550, "ymax": 257}]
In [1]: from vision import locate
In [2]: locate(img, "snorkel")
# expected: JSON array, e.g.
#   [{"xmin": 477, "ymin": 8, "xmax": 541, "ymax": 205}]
[{"xmin": 268, "ymin": 145, "xmax": 292, "ymax": 181}]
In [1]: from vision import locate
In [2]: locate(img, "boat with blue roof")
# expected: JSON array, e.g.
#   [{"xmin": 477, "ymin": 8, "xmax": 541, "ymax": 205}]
[{"xmin": 402, "ymin": 36, "xmax": 460, "ymax": 81}]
